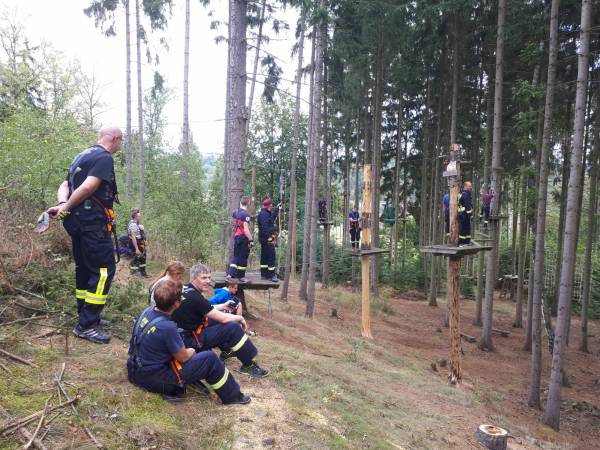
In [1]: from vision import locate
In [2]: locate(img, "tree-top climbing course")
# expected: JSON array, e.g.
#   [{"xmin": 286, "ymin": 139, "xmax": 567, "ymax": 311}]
[{"xmin": 1, "ymin": 0, "xmax": 599, "ymax": 448}]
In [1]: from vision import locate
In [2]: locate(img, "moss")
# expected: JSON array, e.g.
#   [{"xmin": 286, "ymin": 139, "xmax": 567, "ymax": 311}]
[{"xmin": 121, "ymin": 391, "xmax": 178, "ymax": 431}]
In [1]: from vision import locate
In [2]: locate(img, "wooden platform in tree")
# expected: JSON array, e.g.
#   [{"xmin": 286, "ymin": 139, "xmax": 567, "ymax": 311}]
[
  {"xmin": 211, "ymin": 271, "xmax": 280, "ymax": 290},
  {"xmin": 419, "ymin": 242, "xmax": 492, "ymax": 257},
  {"xmin": 318, "ymin": 220, "xmax": 335, "ymax": 226},
  {"xmin": 487, "ymin": 215, "xmax": 509, "ymax": 221},
  {"xmin": 345, "ymin": 247, "xmax": 389, "ymax": 257}
]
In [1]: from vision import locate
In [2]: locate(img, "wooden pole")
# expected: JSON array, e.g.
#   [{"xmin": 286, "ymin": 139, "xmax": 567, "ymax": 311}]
[
  {"xmin": 446, "ymin": 144, "xmax": 462, "ymax": 384},
  {"xmin": 361, "ymin": 164, "xmax": 373, "ymax": 339}
]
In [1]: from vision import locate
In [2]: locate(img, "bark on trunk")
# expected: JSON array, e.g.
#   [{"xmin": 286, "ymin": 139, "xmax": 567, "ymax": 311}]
[
  {"xmin": 180, "ymin": 0, "xmax": 190, "ymax": 169},
  {"xmin": 125, "ymin": 0, "xmax": 133, "ymax": 197},
  {"xmin": 135, "ymin": 0, "xmax": 146, "ymax": 209},
  {"xmin": 225, "ymin": 0, "xmax": 248, "ymax": 263},
  {"xmin": 479, "ymin": 0, "xmax": 506, "ymax": 352},
  {"xmin": 528, "ymin": 0, "xmax": 560, "ymax": 408},
  {"xmin": 580, "ymin": 84, "xmax": 600, "ymax": 352},
  {"xmin": 514, "ymin": 169, "xmax": 528, "ymax": 328},
  {"xmin": 542, "ymin": 0, "xmax": 591, "ymax": 430},
  {"xmin": 299, "ymin": 27, "xmax": 317, "ymax": 301},
  {"xmin": 306, "ymin": 6, "xmax": 324, "ymax": 318},
  {"xmin": 281, "ymin": 12, "xmax": 304, "ymax": 302},
  {"xmin": 246, "ymin": 0, "xmax": 266, "ymax": 131}
]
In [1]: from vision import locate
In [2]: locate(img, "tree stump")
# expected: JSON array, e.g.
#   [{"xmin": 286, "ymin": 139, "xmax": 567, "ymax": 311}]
[{"xmin": 475, "ymin": 424, "xmax": 508, "ymax": 450}]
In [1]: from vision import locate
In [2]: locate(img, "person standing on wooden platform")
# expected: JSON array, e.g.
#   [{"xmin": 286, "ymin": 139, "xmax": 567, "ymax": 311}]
[
  {"xmin": 479, "ymin": 186, "xmax": 495, "ymax": 230},
  {"xmin": 348, "ymin": 205, "xmax": 361, "ymax": 249},
  {"xmin": 227, "ymin": 196, "xmax": 253, "ymax": 284},
  {"xmin": 318, "ymin": 197, "xmax": 327, "ymax": 223},
  {"xmin": 443, "ymin": 193, "xmax": 450, "ymax": 237},
  {"xmin": 257, "ymin": 198, "xmax": 280, "ymax": 282},
  {"xmin": 458, "ymin": 181, "xmax": 474, "ymax": 246}
]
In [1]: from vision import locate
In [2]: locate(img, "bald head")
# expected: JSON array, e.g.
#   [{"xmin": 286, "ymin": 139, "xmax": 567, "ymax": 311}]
[
  {"xmin": 464, "ymin": 181, "xmax": 473, "ymax": 192},
  {"xmin": 97, "ymin": 126, "xmax": 123, "ymax": 154}
]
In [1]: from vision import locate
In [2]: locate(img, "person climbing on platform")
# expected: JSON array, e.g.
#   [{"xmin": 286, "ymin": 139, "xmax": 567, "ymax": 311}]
[
  {"xmin": 480, "ymin": 186, "xmax": 494, "ymax": 230},
  {"xmin": 210, "ymin": 278, "xmax": 242, "ymax": 316},
  {"xmin": 318, "ymin": 197, "xmax": 327, "ymax": 223},
  {"xmin": 443, "ymin": 193, "xmax": 450, "ymax": 237},
  {"xmin": 172, "ymin": 264, "xmax": 269, "ymax": 378},
  {"xmin": 458, "ymin": 181, "xmax": 474, "ymax": 246},
  {"xmin": 148, "ymin": 261, "xmax": 186, "ymax": 307},
  {"xmin": 227, "ymin": 196, "xmax": 253, "ymax": 284},
  {"xmin": 257, "ymin": 198, "xmax": 280, "ymax": 282},
  {"xmin": 47, "ymin": 126, "xmax": 122, "ymax": 344},
  {"xmin": 348, "ymin": 205, "xmax": 361, "ymax": 249},
  {"xmin": 128, "ymin": 208, "xmax": 147, "ymax": 277},
  {"xmin": 127, "ymin": 279, "xmax": 251, "ymax": 404}
]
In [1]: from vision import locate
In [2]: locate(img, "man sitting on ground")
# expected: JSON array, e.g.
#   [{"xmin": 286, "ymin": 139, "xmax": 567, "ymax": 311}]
[
  {"xmin": 210, "ymin": 278, "xmax": 242, "ymax": 316},
  {"xmin": 126, "ymin": 279, "xmax": 250, "ymax": 405},
  {"xmin": 172, "ymin": 264, "xmax": 269, "ymax": 377}
]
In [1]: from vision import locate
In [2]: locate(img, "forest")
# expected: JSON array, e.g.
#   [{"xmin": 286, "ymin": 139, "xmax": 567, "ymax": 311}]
[{"xmin": 0, "ymin": 0, "xmax": 599, "ymax": 448}]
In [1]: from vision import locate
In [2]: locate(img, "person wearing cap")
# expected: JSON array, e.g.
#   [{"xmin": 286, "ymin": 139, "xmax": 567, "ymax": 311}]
[{"xmin": 257, "ymin": 198, "xmax": 280, "ymax": 282}]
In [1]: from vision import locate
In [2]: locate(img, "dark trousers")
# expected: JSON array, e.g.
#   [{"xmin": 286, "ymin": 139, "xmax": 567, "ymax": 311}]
[
  {"xmin": 229, "ymin": 236, "xmax": 250, "ymax": 278},
  {"xmin": 350, "ymin": 227, "xmax": 361, "ymax": 248},
  {"xmin": 481, "ymin": 205, "xmax": 491, "ymax": 221},
  {"xmin": 66, "ymin": 222, "xmax": 115, "ymax": 329},
  {"xmin": 130, "ymin": 238, "xmax": 147, "ymax": 274},
  {"xmin": 458, "ymin": 212, "xmax": 471, "ymax": 245},
  {"xmin": 260, "ymin": 241, "xmax": 276, "ymax": 278},
  {"xmin": 127, "ymin": 351, "xmax": 240, "ymax": 403},
  {"xmin": 182, "ymin": 322, "xmax": 257, "ymax": 366}
]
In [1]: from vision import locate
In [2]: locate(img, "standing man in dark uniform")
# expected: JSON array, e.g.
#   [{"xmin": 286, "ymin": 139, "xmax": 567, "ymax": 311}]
[
  {"xmin": 227, "ymin": 196, "xmax": 253, "ymax": 284},
  {"xmin": 348, "ymin": 205, "xmax": 361, "ymax": 249},
  {"xmin": 458, "ymin": 181, "xmax": 474, "ymax": 246},
  {"xmin": 257, "ymin": 198, "xmax": 280, "ymax": 282},
  {"xmin": 47, "ymin": 127, "xmax": 122, "ymax": 344}
]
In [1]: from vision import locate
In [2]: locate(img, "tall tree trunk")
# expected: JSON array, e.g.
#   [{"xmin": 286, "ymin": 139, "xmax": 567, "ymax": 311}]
[
  {"xmin": 474, "ymin": 75, "xmax": 495, "ymax": 326},
  {"xmin": 180, "ymin": 0, "xmax": 190, "ymax": 167},
  {"xmin": 391, "ymin": 100, "xmax": 403, "ymax": 267},
  {"xmin": 226, "ymin": 0, "xmax": 248, "ymax": 227},
  {"xmin": 246, "ymin": 0, "xmax": 267, "ymax": 131},
  {"xmin": 528, "ymin": 0, "xmax": 560, "ymax": 407},
  {"xmin": 135, "ymin": 0, "xmax": 146, "ymax": 209},
  {"xmin": 479, "ymin": 0, "xmax": 506, "ymax": 352},
  {"xmin": 299, "ymin": 26, "xmax": 317, "ymax": 301},
  {"xmin": 321, "ymin": 29, "xmax": 330, "ymax": 288},
  {"xmin": 514, "ymin": 169, "xmax": 528, "ymax": 328},
  {"xmin": 281, "ymin": 12, "xmax": 304, "ymax": 301},
  {"xmin": 125, "ymin": 0, "xmax": 133, "ymax": 197},
  {"xmin": 430, "ymin": 84, "xmax": 445, "ymax": 308},
  {"xmin": 510, "ymin": 178, "xmax": 519, "ymax": 275},
  {"xmin": 306, "ymin": 8, "xmax": 324, "ymax": 318},
  {"xmin": 580, "ymin": 98, "xmax": 598, "ymax": 352},
  {"xmin": 370, "ymin": 30, "xmax": 384, "ymax": 296},
  {"xmin": 543, "ymin": 0, "xmax": 591, "ymax": 430}
]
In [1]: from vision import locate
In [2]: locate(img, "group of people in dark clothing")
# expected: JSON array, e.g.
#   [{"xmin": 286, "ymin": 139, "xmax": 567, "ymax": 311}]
[
  {"xmin": 128, "ymin": 263, "xmax": 268, "ymax": 405},
  {"xmin": 443, "ymin": 181, "xmax": 494, "ymax": 245},
  {"xmin": 49, "ymin": 127, "xmax": 268, "ymax": 406},
  {"xmin": 227, "ymin": 196, "xmax": 281, "ymax": 284}
]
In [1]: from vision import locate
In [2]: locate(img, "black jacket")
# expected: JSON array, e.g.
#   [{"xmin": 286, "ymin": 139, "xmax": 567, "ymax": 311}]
[{"xmin": 257, "ymin": 207, "xmax": 279, "ymax": 243}]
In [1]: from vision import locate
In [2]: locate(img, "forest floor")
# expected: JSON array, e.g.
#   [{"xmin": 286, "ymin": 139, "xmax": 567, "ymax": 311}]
[{"xmin": 1, "ymin": 261, "xmax": 599, "ymax": 449}]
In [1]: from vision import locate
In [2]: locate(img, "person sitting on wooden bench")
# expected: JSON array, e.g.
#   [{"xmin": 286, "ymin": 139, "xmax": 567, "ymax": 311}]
[
  {"xmin": 126, "ymin": 279, "xmax": 250, "ymax": 404},
  {"xmin": 172, "ymin": 264, "xmax": 269, "ymax": 377}
]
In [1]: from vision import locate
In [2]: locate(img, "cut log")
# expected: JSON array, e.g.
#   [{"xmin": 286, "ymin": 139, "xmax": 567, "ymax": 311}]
[
  {"xmin": 492, "ymin": 328, "xmax": 510, "ymax": 337},
  {"xmin": 475, "ymin": 424, "xmax": 508, "ymax": 450},
  {"xmin": 461, "ymin": 333, "xmax": 477, "ymax": 343}
]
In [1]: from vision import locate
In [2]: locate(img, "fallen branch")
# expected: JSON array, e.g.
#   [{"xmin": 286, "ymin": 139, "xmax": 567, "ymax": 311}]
[
  {"xmin": 55, "ymin": 362, "xmax": 102, "ymax": 448},
  {"xmin": 492, "ymin": 328, "xmax": 510, "ymax": 338},
  {"xmin": 461, "ymin": 333, "xmax": 477, "ymax": 343},
  {"xmin": 0, "ymin": 405, "xmax": 46, "ymax": 450},
  {"xmin": 38, "ymin": 412, "xmax": 62, "ymax": 442},
  {"xmin": 0, "ymin": 360, "xmax": 10, "ymax": 372},
  {"xmin": 33, "ymin": 329, "xmax": 62, "ymax": 339},
  {"xmin": 14, "ymin": 288, "xmax": 45, "ymax": 300},
  {"xmin": 0, "ymin": 315, "xmax": 48, "ymax": 328},
  {"xmin": 24, "ymin": 396, "xmax": 52, "ymax": 449},
  {"xmin": 0, "ymin": 348, "xmax": 39, "ymax": 368},
  {"xmin": 0, "ymin": 398, "xmax": 78, "ymax": 436}
]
